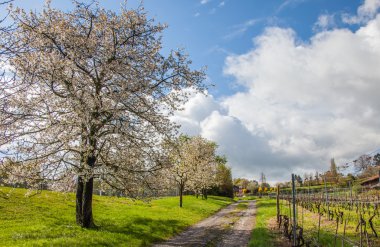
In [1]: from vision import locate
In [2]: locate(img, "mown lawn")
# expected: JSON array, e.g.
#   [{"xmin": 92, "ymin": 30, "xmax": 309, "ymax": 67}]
[
  {"xmin": 249, "ymin": 197, "xmax": 277, "ymax": 247},
  {"xmin": 0, "ymin": 187, "xmax": 233, "ymax": 247}
]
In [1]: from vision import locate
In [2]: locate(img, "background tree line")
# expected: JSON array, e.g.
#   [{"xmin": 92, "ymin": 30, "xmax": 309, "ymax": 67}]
[{"xmin": 275, "ymin": 153, "xmax": 380, "ymax": 189}]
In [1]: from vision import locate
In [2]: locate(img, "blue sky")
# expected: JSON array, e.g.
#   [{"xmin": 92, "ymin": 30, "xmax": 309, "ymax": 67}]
[
  {"xmin": 5, "ymin": 0, "xmax": 380, "ymax": 183},
  {"xmin": 9, "ymin": 0, "xmax": 361, "ymax": 97}
]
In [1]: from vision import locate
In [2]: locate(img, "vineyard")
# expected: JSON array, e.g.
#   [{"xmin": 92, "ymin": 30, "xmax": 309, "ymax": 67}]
[{"xmin": 276, "ymin": 175, "xmax": 380, "ymax": 247}]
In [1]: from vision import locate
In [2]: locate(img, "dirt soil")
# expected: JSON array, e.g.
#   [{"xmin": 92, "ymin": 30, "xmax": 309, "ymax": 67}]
[
  {"xmin": 153, "ymin": 200, "xmax": 256, "ymax": 247},
  {"xmin": 267, "ymin": 217, "xmax": 292, "ymax": 247}
]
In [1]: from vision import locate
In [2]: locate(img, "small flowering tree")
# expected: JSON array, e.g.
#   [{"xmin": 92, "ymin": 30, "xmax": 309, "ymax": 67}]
[
  {"xmin": 164, "ymin": 135, "xmax": 192, "ymax": 207},
  {"xmin": 166, "ymin": 135, "xmax": 217, "ymax": 206},
  {"xmin": 0, "ymin": 1, "xmax": 205, "ymax": 227},
  {"xmin": 187, "ymin": 137, "xmax": 217, "ymax": 200}
]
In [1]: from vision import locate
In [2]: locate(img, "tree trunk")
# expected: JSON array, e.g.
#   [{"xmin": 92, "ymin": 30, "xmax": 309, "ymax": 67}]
[
  {"xmin": 75, "ymin": 177, "xmax": 96, "ymax": 228},
  {"xmin": 76, "ymin": 176, "xmax": 84, "ymax": 225},
  {"xmin": 179, "ymin": 184, "xmax": 183, "ymax": 207},
  {"xmin": 82, "ymin": 177, "xmax": 95, "ymax": 228},
  {"xmin": 204, "ymin": 189, "xmax": 208, "ymax": 200},
  {"xmin": 75, "ymin": 155, "xmax": 96, "ymax": 228}
]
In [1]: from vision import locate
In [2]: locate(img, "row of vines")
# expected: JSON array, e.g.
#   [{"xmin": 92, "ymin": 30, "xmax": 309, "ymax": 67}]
[{"xmin": 276, "ymin": 184, "xmax": 380, "ymax": 247}]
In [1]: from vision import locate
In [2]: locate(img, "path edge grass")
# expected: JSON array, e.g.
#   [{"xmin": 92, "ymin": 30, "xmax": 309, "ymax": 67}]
[{"xmin": 249, "ymin": 198, "xmax": 277, "ymax": 247}]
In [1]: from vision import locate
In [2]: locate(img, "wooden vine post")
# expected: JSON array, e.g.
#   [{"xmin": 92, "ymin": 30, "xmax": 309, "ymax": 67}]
[
  {"xmin": 292, "ymin": 174, "xmax": 297, "ymax": 247},
  {"xmin": 277, "ymin": 184, "xmax": 280, "ymax": 223}
]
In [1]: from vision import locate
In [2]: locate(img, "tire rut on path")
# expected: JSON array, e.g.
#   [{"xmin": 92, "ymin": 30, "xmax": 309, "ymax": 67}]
[
  {"xmin": 219, "ymin": 201, "xmax": 256, "ymax": 247},
  {"xmin": 153, "ymin": 200, "xmax": 256, "ymax": 247}
]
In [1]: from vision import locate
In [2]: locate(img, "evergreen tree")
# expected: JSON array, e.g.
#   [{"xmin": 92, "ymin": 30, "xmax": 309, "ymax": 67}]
[{"xmin": 330, "ymin": 158, "xmax": 338, "ymax": 183}]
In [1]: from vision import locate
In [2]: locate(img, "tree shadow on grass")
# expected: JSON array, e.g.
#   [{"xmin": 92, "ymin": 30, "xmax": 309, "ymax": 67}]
[
  {"xmin": 207, "ymin": 196, "xmax": 232, "ymax": 202},
  {"xmin": 207, "ymin": 196, "xmax": 233, "ymax": 207},
  {"xmin": 97, "ymin": 217, "xmax": 185, "ymax": 247},
  {"xmin": 12, "ymin": 217, "xmax": 185, "ymax": 247}
]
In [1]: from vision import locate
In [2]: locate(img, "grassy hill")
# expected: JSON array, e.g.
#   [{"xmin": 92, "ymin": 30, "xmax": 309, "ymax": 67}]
[{"xmin": 0, "ymin": 187, "xmax": 233, "ymax": 247}]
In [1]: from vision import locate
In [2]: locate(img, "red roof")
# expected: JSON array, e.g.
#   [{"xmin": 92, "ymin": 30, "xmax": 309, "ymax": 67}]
[{"xmin": 360, "ymin": 174, "xmax": 380, "ymax": 185}]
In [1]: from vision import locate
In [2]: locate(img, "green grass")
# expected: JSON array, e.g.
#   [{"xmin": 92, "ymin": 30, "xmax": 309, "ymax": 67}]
[
  {"xmin": 0, "ymin": 186, "xmax": 233, "ymax": 247},
  {"xmin": 236, "ymin": 201, "xmax": 248, "ymax": 210},
  {"xmin": 249, "ymin": 198, "xmax": 277, "ymax": 247}
]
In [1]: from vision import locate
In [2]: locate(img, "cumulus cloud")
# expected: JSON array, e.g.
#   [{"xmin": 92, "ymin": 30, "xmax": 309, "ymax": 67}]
[
  {"xmin": 224, "ymin": 17, "xmax": 380, "ymax": 180},
  {"xmin": 171, "ymin": 90, "xmax": 223, "ymax": 136},
  {"xmin": 342, "ymin": 0, "xmax": 380, "ymax": 24},
  {"xmin": 199, "ymin": 111, "xmax": 303, "ymax": 181},
  {"xmin": 173, "ymin": 5, "xmax": 380, "ymax": 183}
]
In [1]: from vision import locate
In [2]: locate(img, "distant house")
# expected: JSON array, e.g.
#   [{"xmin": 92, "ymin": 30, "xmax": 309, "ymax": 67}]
[
  {"xmin": 233, "ymin": 185, "xmax": 240, "ymax": 195},
  {"xmin": 360, "ymin": 173, "xmax": 380, "ymax": 189},
  {"xmin": 233, "ymin": 185, "xmax": 239, "ymax": 191}
]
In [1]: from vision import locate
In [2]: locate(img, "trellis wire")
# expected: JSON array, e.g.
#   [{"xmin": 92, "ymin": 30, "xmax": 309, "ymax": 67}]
[{"xmin": 276, "ymin": 177, "xmax": 380, "ymax": 247}]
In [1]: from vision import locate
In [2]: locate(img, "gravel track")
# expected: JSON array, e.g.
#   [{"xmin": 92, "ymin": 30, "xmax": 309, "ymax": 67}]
[{"xmin": 153, "ymin": 200, "xmax": 256, "ymax": 247}]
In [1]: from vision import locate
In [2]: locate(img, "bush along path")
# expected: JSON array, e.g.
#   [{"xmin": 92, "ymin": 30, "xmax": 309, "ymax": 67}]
[{"xmin": 153, "ymin": 200, "xmax": 257, "ymax": 247}]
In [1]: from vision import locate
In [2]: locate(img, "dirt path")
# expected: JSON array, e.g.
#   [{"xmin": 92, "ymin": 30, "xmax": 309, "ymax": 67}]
[{"xmin": 153, "ymin": 200, "xmax": 256, "ymax": 247}]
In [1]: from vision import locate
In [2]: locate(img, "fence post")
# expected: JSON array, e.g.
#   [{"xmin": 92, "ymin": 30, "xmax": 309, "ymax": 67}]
[
  {"xmin": 318, "ymin": 205, "xmax": 321, "ymax": 242},
  {"xmin": 360, "ymin": 211, "xmax": 363, "ymax": 247},
  {"xmin": 349, "ymin": 181, "xmax": 353, "ymax": 210},
  {"xmin": 324, "ymin": 177, "xmax": 329, "ymax": 217},
  {"xmin": 277, "ymin": 184, "xmax": 280, "ymax": 222},
  {"xmin": 292, "ymin": 174, "xmax": 297, "ymax": 247}
]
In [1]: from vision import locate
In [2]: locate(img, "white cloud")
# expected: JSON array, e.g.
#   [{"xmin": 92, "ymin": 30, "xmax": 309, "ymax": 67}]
[
  {"xmin": 207, "ymin": 45, "xmax": 232, "ymax": 56},
  {"xmin": 171, "ymin": 89, "xmax": 223, "ymax": 136},
  {"xmin": 313, "ymin": 14, "xmax": 336, "ymax": 31},
  {"xmin": 219, "ymin": 1, "xmax": 225, "ymax": 7},
  {"xmin": 173, "ymin": 6, "xmax": 380, "ymax": 184},
  {"xmin": 224, "ymin": 19, "xmax": 261, "ymax": 40},
  {"xmin": 276, "ymin": 0, "xmax": 308, "ymax": 14},
  {"xmin": 342, "ymin": 0, "xmax": 380, "ymax": 24},
  {"xmin": 194, "ymin": 12, "xmax": 200, "ymax": 17},
  {"xmin": 224, "ymin": 17, "xmax": 380, "ymax": 181},
  {"xmin": 199, "ymin": 111, "xmax": 298, "ymax": 181},
  {"xmin": 200, "ymin": 0, "xmax": 210, "ymax": 5}
]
